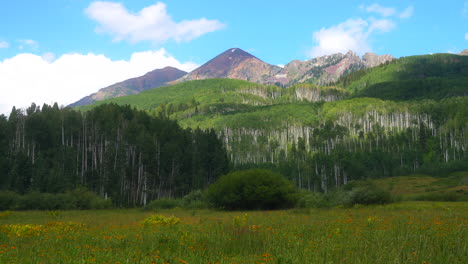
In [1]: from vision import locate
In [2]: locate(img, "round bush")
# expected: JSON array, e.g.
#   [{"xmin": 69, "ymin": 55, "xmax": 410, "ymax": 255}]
[
  {"xmin": 348, "ymin": 183, "xmax": 392, "ymax": 205},
  {"xmin": 206, "ymin": 169, "xmax": 298, "ymax": 210}
]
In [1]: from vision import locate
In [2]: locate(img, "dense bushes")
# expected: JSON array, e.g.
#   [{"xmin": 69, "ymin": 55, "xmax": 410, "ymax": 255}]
[
  {"xmin": 0, "ymin": 191, "xmax": 19, "ymax": 210},
  {"xmin": 297, "ymin": 181, "xmax": 393, "ymax": 208},
  {"xmin": 347, "ymin": 182, "xmax": 392, "ymax": 205},
  {"xmin": 0, "ymin": 188, "xmax": 112, "ymax": 210},
  {"xmin": 144, "ymin": 190, "xmax": 209, "ymax": 210},
  {"xmin": 206, "ymin": 169, "xmax": 298, "ymax": 210},
  {"xmin": 144, "ymin": 198, "xmax": 181, "ymax": 210}
]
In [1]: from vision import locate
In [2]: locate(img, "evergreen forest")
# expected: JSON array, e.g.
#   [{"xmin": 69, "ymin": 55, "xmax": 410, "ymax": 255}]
[{"xmin": 0, "ymin": 103, "xmax": 228, "ymax": 206}]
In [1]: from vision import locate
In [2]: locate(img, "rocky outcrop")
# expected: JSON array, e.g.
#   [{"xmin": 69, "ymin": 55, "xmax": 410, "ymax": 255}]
[
  {"xmin": 362, "ymin": 52, "xmax": 395, "ymax": 67},
  {"xmin": 459, "ymin": 49, "xmax": 468, "ymax": 56},
  {"xmin": 270, "ymin": 51, "xmax": 395, "ymax": 86}
]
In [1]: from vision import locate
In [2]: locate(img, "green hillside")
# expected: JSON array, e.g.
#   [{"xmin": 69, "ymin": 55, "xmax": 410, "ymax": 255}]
[
  {"xmin": 335, "ymin": 53, "xmax": 468, "ymax": 100},
  {"xmin": 74, "ymin": 54, "xmax": 468, "ymax": 193},
  {"xmin": 367, "ymin": 171, "xmax": 468, "ymax": 201}
]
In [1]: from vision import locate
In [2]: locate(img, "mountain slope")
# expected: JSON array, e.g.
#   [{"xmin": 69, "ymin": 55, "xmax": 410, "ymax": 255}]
[
  {"xmin": 175, "ymin": 48, "xmax": 282, "ymax": 84},
  {"xmin": 69, "ymin": 66, "xmax": 187, "ymax": 107},
  {"xmin": 336, "ymin": 53, "xmax": 468, "ymax": 100}
]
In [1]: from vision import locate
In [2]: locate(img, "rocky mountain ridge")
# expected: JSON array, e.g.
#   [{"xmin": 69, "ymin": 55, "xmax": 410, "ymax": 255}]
[{"xmin": 272, "ymin": 51, "xmax": 395, "ymax": 86}]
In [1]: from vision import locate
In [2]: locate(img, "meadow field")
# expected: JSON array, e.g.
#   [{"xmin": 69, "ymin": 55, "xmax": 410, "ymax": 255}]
[{"xmin": 0, "ymin": 202, "xmax": 466, "ymax": 264}]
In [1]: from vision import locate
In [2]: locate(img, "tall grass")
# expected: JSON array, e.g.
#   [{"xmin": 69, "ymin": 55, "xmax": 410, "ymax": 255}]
[{"xmin": 0, "ymin": 202, "xmax": 466, "ymax": 263}]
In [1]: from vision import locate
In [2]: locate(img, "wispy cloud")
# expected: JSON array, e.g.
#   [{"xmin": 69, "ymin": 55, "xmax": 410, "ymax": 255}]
[
  {"xmin": 399, "ymin": 6, "xmax": 414, "ymax": 19},
  {"xmin": 85, "ymin": 1, "xmax": 225, "ymax": 44},
  {"xmin": 0, "ymin": 49, "xmax": 198, "ymax": 115},
  {"xmin": 18, "ymin": 39, "xmax": 39, "ymax": 50},
  {"xmin": 465, "ymin": 33, "xmax": 468, "ymax": 40},
  {"xmin": 0, "ymin": 41, "xmax": 8, "ymax": 48},
  {"xmin": 363, "ymin": 3, "xmax": 396, "ymax": 17}
]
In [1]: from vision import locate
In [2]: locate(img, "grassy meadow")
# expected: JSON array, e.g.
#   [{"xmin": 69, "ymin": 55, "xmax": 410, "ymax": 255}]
[{"xmin": 0, "ymin": 202, "xmax": 466, "ymax": 264}]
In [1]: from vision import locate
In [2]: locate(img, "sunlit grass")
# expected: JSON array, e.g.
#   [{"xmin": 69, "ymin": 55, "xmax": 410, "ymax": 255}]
[{"xmin": 0, "ymin": 202, "xmax": 466, "ymax": 263}]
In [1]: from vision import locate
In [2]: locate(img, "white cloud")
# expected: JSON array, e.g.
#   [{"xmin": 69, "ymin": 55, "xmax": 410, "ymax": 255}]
[
  {"xmin": 308, "ymin": 3, "xmax": 414, "ymax": 58},
  {"xmin": 85, "ymin": 1, "xmax": 225, "ymax": 44},
  {"xmin": 309, "ymin": 18, "xmax": 369, "ymax": 57},
  {"xmin": 0, "ymin": 49, "xmax": 198, "ymax": 115},
  {"xmin": 363, "ymin": 3, "xmax": 396, "ymax": 17},
  {"xmin": 465, "ymin": 33, "xmax": 468, "ymax": 40},
  {"xmin": 0, "ymin": 41, "xmax": 8, "ymax": 48},
  {"xmin": 308, "ymin": 17, "xmax": 396, "ymax": 58},
  {"xmin": 399, "ymin": 6, "xmax": 414, "ymax": 19}
]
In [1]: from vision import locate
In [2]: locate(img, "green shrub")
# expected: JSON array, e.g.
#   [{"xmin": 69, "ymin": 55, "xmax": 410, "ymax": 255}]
[
  {"xmin": 296, "ymin": 189, "xmax": 351, "ymax": 208},
  {"xmin": 206, "ymin": 169, "xmax": 299, "ymax": 210},
  {"xmin": 65, "ymin": 188, "xmax": 112, "ymax": 209},
  {"xmin": 296, "ymin": 192, "xmax": 329, "ymax": 208},
  {"xmin": 145, "ymin": 198, "xmax": 182, "ymax": 210},
  {"xmin": 17, "ymin": 192, "xmax": 46, "ymax": 210},
  {"xmin": 14, "ymin": 188, "xmax": 111, "ymax": 210},
  {"xmin": 182, "ymin": 190, "xmax": 208, "ymax": 209},
  {"xmin": 348, "ymin": 182, "xmax": 392, "ymax": 205},
  {"xmin": 0, "ymin": 191, "xmax": 19, "ymax": 210}
]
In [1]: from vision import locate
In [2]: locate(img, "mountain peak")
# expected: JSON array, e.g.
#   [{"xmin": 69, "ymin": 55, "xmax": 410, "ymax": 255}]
[
  {"xmin": 175, "ymin": 48, "xmax": 281, "ymax": 83},
  {"xmin": 205, "ymin": 48, "xmax": 258, "ymax": 67}
]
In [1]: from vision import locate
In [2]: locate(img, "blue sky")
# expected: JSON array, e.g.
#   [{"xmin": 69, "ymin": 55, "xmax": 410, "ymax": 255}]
[{"xmin": 0, "ymin": 0, "xmax": 467, "ymax": 114}]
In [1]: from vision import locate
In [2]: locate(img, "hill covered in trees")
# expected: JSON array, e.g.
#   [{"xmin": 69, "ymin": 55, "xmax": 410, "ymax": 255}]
[
  {"xmin": 73, "ymin": 53, "xmax": 468, "ymax": 193},
  {"xmin": 0, "ymin": 103, "xmax": 228, "ymax": 206}
]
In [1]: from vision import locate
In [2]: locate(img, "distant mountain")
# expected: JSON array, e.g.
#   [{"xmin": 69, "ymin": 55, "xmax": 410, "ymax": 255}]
[
  {"xmin": 272, "ymin": 51, "xmax": 395, "ymax": 86},
  {"xmin": 70, "ymin": 49, "xmax": 396, "ymax": 107},
  {"xmin": 175, "ymin": 48, "xmax": 282, "ymax": 84},
  {"xmin": 460, "ymin": 49, "xmax": 468, "ymax": 56},
  {"xmin": 69, "ymin": 66, "xmax": 187, "ymax": 107},
  {"xmin": 175, "ymin": 49, "xmax": 394, "ymax": 87}
]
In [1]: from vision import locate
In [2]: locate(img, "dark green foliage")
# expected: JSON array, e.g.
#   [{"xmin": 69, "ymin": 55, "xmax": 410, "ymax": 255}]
[
  {"xmin": 144, "ymin": 198, "xmax": 182, "ymax": 210},
  {"xmin": 0, "ymin": 103, "xmax": 228, "ymax": 207},
  {"xmin": 0, "ymin": 191, "xmax": 19, "ymax": 210},
  {"xmin": 206, "ymin": 169, "xmax": 299, "ymax": 210},
  {"xmin": 336, "ymin": 54, "xmax": 468, "ymax": 100},
  {"xmin": 354, "ymin": 78, "xmax": 468, "ymax": 101},
  {"xmin": 347, "ymin": 182, "xmax": 392, "ymax": 205},
  {"xmin": 296, "ymin": 189, "xmax": 351, "ymax": 208},
  {"xmin": 0, "ymin": 188, "xmax": 111, "ymax": 210}
]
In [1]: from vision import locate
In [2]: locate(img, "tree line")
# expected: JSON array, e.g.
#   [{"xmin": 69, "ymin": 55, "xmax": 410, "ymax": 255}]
[{"xmin": 0, "ymin": 103, "xmax": 228, "ymax": 206}]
